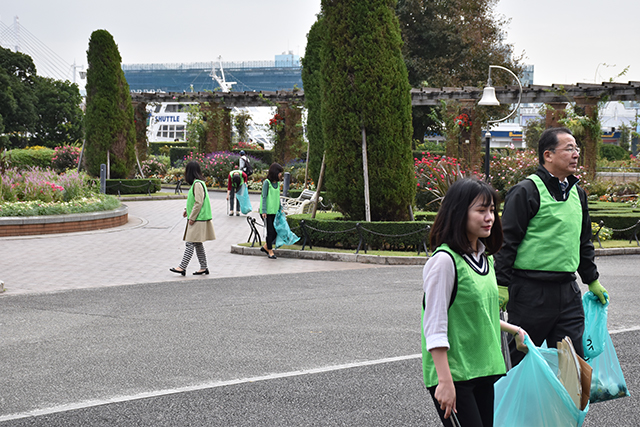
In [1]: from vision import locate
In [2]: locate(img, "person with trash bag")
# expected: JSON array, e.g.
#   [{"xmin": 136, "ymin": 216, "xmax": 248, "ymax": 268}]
[
  {"xmin": 227, "ymin": 167, "xmax": 248, "ymax": 216},
  {"xmin": 259, "ymin": 163, "xmax": 284, "ymax": 259},
  {"xmin": 494, "ymin": 127, "xmax": 609, "ymax": 366},
  {"xmin": 422, "ymin": 178, "xmax": 528, "ymax": 426}
]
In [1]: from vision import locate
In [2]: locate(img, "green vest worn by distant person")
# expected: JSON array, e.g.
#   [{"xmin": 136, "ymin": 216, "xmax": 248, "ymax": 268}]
[
  {"xmin": 513, "ymin": 174, "xmax": 582, "ymax": 272},
  {"xmin": 421, "ymin": 244, "xmax": 505, "ymax": 388},
  {"xmin": 186, "ymin": 180, "xmax": 212, "ymax": 221},
  {"xmin": 259, "ymin": 180, "xmax": 280, "ymax": 214}
]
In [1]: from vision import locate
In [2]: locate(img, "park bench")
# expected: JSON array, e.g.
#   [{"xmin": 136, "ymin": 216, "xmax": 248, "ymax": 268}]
[{"xmin": 281, "ymin": 189, "xmax": 323, "ymax": 215}]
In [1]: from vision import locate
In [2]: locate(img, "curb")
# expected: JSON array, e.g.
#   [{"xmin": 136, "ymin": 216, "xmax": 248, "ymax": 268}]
[
  {"xmin": 231, "ymin": 244, "xmax": 427, "ymax": 265},
  {"xmin": 594, "ymin": 247, "xmax": 640, "ymax": 256},
  {"xmin": 231, "ymin": 244, "xmax": 640, "ymax": 265},
  {"xmin": 0, "ymin": 205, "xmax": 129, "ymax": 237}
]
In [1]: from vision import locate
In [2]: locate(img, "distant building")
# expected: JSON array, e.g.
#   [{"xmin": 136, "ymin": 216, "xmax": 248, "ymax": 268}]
[{"xmin": 122, "ymin": 54, "xmax": 302, "ymax": 93}]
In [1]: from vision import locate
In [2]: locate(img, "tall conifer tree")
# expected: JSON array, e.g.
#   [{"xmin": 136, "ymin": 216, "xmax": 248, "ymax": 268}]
[
  {"xmin": 84, "ymin": 30, "xmax": 136, "ymax": 178},
  {"xmin": 301, "ymin": 17, "xmax": 326, "ymax": 189},
  {"xmin": 320, "ymin": 0, "xmax": 415, "ymax": 221}
]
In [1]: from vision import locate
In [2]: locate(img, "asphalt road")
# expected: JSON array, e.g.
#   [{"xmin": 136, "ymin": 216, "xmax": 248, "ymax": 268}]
[{"xmin": 0, "ymin": 256, "xmax": 638, "ymax": 426}]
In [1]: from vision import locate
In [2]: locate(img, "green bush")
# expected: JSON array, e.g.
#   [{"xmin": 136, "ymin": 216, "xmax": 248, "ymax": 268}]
[
  {"xmin": 100, "ymin": 178, "xmax": 162, "ymax": 195},
  {"xmin": 286, "ymin": 215, "xmax": 431, "ymax": 251},
  {"xmin": 4, "ymin": 148, "xmax": 55, "ymax": 170},
  {"xmin": 52, "ymin": 145, "xmax": 81, "ymax": 172},
  {"xmin": 169, "ymin": 147, "xmax": 193, "ymax": 166},
  {"xmin": 150, "ymin": 141, "xmax": 189, "ymax": 156},
  {"xmin": 231, "ymin": 149, "xmax": 273, "ymax": 166},
  {"xmin": 600, "ymin": 144, "xmax": 629, "ymax": 161}
]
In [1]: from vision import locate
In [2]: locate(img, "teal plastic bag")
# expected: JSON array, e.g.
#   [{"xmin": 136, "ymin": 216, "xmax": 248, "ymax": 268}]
[
  {"xmin": 588, "ymin": 331, "xmax": 630, "ymax": 403},
  {"xmin": 494, "ymin": 336, "xmax": 588, "ymax": 427},
  {"xmin": 582, "ymin": 291, "xmax": 609, "ymax": 360},
  {"xmin": 274, "ymin": 210, "xmax": 300, "ymax": 248},
  {"xmin": 235, "ymin": 184, "xmax": 252, "ymax": 214}
]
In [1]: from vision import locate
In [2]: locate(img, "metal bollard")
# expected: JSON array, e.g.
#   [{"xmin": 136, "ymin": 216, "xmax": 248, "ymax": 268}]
[
  {"xmin": 100, "ymin": 164, "xmax": 106, "ymax": 194},
  {"xmin": 283, "ymin": 171, "xmax": 290, "ymax": 197}
]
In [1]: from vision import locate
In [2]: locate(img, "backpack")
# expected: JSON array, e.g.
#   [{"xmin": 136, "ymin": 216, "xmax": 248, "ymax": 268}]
[{"xmin": 242, "ymin": 157, "xmax": 253, "ymax": 177}]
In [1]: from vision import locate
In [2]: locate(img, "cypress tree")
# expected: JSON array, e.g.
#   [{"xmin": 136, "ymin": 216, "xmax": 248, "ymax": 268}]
[
  {"xmin": 320, "ymin": 0, "xmax": 415, "ymax": 221},
  {"xmin": 84, "ymin": 30, "xmax": 136, "ymax": 178},
  {"xmin": 301, "ymin": 17, "xmax": 326, "ymax": 188}
]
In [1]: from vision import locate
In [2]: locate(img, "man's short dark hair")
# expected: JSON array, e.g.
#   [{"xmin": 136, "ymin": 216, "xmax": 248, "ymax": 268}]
[{"xmin": 538, "ymin": 127, "xmax": 573, "ymax": 164}]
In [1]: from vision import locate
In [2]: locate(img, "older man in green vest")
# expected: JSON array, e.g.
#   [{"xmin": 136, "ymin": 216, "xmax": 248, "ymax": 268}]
[{"xmin": 495, "ymin": 127, "xmax": 609, "ymax": 366}]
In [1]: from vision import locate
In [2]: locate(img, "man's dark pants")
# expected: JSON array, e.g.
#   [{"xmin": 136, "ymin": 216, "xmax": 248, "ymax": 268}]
[{"xmin": 507, "ymin": 276, "xmax": 585, "ymax": 365}]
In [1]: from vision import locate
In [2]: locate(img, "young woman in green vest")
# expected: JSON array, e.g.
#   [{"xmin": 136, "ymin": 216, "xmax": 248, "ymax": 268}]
[
  {"xmin": 170, "ymin": 161, "xmax": 216, "ymax": 276},
  {"xmin": 259, "ymin": 163, "xmax": 283, "ymax": 259},
  {"xmin": 421, "ymin": 178, "xmax": 528, "ymax": 426}
]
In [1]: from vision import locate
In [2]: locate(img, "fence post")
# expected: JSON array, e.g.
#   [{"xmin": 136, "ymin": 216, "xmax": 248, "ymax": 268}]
[
  {"xmin": 283, "ymin": 172, "xmax": 290, "ymax": 197},
  {"xmin": 100, "ymin": 164, "xmax": 106, "ymax": 194}
]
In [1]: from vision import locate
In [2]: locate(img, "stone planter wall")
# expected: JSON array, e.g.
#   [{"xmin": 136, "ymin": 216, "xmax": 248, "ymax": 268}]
[{"xmin": 0, "ymin": 206, "xmax": 128, "ymax": 237}]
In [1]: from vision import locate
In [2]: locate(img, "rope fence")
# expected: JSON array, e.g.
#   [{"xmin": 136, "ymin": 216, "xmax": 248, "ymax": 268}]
[
  {"xmin": 246, "ymin": 217, "xmax": 431, "ymax": 256},
  {"xmin": 593, "ymin": 219, "xmax": 640, "ymax": 248}
]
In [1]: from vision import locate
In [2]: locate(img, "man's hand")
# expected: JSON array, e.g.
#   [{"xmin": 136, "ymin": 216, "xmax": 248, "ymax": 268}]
[
  {"xmin": 588, "ymin": 280, "xmax": 609, "ymax": 305},
  {"xmin": 498, "ymin": 285, "xmax": 509, "ymax": 311}
]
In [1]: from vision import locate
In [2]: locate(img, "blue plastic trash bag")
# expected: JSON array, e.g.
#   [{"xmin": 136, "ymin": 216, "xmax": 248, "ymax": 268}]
[
  {"xmin": 274, "ymin": 210, "xmax": 300, "ymax": 248},
  {"xmin": 582, "ymin": 291, "xmax": 609, "ymax": 360},
  {"xmin": 588, "ymin": 330, "xmax": 630, "ymax": 403},
  {"xmin": 494, "ymin": 335, "xmax": 588, "ymax": 427},
  {"xmin": 235, "ymin": 184, "xmax": 252, "ymax": 214}
]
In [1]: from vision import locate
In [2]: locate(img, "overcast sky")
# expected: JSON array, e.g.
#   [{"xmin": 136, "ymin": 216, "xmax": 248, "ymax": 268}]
[{"xmin": 1, "ymin": 0, "xmax": 640, "ymax": 88}]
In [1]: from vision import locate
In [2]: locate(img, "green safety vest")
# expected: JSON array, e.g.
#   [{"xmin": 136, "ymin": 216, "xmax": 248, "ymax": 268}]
[
  {"xmin": 421, "ymin": 244, "xmax": 505, "ymax": 388},
  {"xmin": 186, "ymin": 180, "xmax": 212, "ymax": 221},
  {"xmin": 513, "ymin": 174, "xmax": 582, "ymax": 272},
  {"xmin": 259, "ymin": 180, "xmax": 280, "ymax": 214}
]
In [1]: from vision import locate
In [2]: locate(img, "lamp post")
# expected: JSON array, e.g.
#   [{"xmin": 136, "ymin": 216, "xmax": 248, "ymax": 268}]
[{"xmin": 477, "ymin": 65, "xmax": 523, "ymax": 181}]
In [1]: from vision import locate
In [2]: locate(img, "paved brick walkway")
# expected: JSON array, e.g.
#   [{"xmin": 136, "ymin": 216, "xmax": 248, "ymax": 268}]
[{"xmin": 0, "ymin": 191, "xmax": 381, "ymax": 296}]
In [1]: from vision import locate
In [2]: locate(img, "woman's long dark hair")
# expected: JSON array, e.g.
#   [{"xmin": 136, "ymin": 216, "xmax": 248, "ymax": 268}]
[
  {"xmin": 429, "ymin": 178, "xmax": 503, "ymax": 255},
  {"xmin": 266, "ymin": 163, "xmax": 284, "ymax": 183},
  {"xmin": 184, "ymin": 161, "xmax": 205, "ymax": 185}
]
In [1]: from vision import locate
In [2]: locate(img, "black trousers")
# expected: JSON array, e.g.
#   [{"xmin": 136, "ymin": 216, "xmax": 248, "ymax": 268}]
[
  {"xmin": 229, "ymin": 186, "xmax": 239, "ymax": 212},
  {"xmin": 507, "ymin": 277, "xmax": 585, "ymax": 366},
  {"xmin": 265, "ymin": 214, "xmax": 276, "ymax": 249},
  {"xmin": 427, "ymin": 375, "xmax": 501, "ymax": 427}
]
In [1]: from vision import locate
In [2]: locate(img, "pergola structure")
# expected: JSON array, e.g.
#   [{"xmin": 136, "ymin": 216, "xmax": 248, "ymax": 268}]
[{"xmin": 131, "ymin": 81, "xmax": 640, "ymax": 176}]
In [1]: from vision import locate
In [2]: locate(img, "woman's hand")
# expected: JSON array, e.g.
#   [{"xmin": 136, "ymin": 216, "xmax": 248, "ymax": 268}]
[
  {"xmin": 261, "ymin": 213, "xmax": 266, "ymax": 220},
  {"xmin": 514, "ymin": 328, "xmax": 528, "ymax": 354},
  {"xmin": 226, "ymin": 191, "xmax": 229, "ymax": 200},
  {"xmin": 434, "ymin": 380, "xmax": 456, "ymax": 420},
  {"xmin": 183, "ymin": 209, "xmax": 187, "ymax": 218},
  {"xmin": 188, "ymin": 219, "xmax": 195, "ymax": 226}
]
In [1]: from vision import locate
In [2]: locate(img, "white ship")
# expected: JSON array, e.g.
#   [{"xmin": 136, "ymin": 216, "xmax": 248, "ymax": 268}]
[{"xmin": 146, "ymin": 57, "xmax": 274, "ymax": 148}]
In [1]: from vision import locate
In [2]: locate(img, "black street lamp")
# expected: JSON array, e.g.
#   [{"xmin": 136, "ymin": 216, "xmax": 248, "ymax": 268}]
[{"xmin": 478, "ymin": 65, "xmax": 523, "ymax": 181}]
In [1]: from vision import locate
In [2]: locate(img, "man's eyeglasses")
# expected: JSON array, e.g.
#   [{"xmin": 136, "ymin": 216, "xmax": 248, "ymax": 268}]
[{"xmin": 552, "ymin": 146, "xmax": 581, "ymax": 155}]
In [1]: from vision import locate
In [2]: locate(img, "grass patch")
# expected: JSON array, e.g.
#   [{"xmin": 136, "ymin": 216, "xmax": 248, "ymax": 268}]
[{"xmin": 593, "ymin": 239, "xmax": 640, "ymax": 249}]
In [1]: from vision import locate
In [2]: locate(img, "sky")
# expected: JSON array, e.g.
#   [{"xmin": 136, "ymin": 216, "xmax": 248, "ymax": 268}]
[{"xmin": 1, "ymin": 0, "xmax": 640, "ymax": 88}]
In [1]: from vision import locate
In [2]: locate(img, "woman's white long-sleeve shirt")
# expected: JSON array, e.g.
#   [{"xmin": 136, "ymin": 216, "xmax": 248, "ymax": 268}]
[{"xmin": 422, "ymin": 242, "xmax": 486, "ymax": 352}]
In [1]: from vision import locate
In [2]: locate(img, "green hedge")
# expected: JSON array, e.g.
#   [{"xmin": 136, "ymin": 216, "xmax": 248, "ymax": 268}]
[
  {"xmin": 3, "ymin": 148, "xmax": 56, "ymax": 170},
  {"xmin": 286, "ymin": 215, "xmax": 432, "ymax": 251},
  {"xmin": 231, "ymin": 149, "xmax": 274, "ymax": 166},
  {"xmin": 169, "ymin": 147, "xmax": 193, "ymax": 166},
  {"xmin": 589, "ymin": 211, "xmax": 640, "ymax": 239},
  {"xmin": 149, "ymin": 141, "xmax": 189, "ymax": 156},
  {"xmin": 97, "ymin": 178, "xmax": 162, "ymax": 195}
]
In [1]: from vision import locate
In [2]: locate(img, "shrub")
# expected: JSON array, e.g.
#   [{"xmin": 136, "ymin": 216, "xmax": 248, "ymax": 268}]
[
  {"xmin": 141, "ymin": 157, "xmax": 168, "ymax": 177},
  {"xmin": 1, "ymin": 168, "xmax": 93, "ymax": 203},
  {"xmin": 4, "ymin": 148, "xmax": 56, "ymax": 170},
  {"xmin": 600, "ymin": 144, "xmax": 629, "ymax": 161},
  {"xmin": 414, "ymin": 152, "xmax": 467, "ymax": 210},
  {"xmin": 101, "ymin": 178, "xmax": 162, "ymax": 195},
  {"xmin": 52, "ymin": 145, "xmax": 81, "ymax": 173},
  {"xmin": 488, "ymin": 149, "xmax": 538, "ymax": 200}
]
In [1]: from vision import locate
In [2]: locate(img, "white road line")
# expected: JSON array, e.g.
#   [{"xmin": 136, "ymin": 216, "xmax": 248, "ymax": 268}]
[
  {"xmin": 0, "ymin": 354, "xmax": 422, "ymax": 422},
  {"xmin": 3, "ymin": 327, "xmax": 639, "ymax": 421}
]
